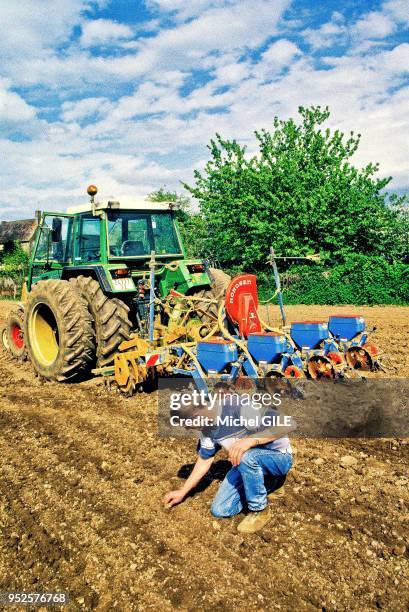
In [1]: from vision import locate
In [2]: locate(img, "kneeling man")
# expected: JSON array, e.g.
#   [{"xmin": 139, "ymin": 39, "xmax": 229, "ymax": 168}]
[{"xmin": 164, "ymin": 383, "xmax": 294, "ymax": 533}]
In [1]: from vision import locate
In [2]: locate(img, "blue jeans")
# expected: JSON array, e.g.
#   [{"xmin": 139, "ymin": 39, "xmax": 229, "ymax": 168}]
[{"xmin": 211, "ymin": 448, "xmax": 293, "ymax": 517}]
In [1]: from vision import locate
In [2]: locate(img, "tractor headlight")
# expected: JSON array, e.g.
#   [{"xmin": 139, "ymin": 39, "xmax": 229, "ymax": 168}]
[
  {"xmin": 188, "ymin": 264, "xmax": 205, "ymax": 274},
  {"xmin": 111, "ymin": 268, "xmax": 131, "ymax": 279}
]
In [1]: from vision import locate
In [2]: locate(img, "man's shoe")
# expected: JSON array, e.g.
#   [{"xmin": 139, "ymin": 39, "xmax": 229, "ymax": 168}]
[
  {"xmin": 267, "ymin": 487, "xmax": 285, "ymax": 501},
  {"xmin": 237, "ymin": 507, "xmax": 271, "ymax": 534}
]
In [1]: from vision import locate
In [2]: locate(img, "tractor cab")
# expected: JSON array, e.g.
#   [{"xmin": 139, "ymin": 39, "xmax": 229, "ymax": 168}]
[
  {"xmin": 106, "ymin": 208, "xmax": 182, "ymax": 259},
  {"xmin": 65, "ymin": 194, "xmax": 185, "ymax": 265},
  {"xmin": 28, "ymin": 186, "xmax": 211, "ymax": 299}
]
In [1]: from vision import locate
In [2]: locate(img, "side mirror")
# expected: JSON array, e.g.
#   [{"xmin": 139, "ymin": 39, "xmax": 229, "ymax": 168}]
[{"xmin": 51, "ymin": 218, "xmax": 62, "ymax": 243}]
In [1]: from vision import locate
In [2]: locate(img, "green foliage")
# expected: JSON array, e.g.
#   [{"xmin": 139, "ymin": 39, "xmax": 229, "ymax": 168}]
[
  {"xmin": 0, "ymin": 243, "xmax": 28, "ymax": 300},
  {"xmin": 184, "ymin": 106, "xmax": 409, "ymax": 269},
  {"xmin": 0, "ymin": 242, "xmax": 29, "ymax": 279},
  {"xmin": 258, "ymin": 255, "xmax": 409, "ymax": 305},
  {"xmin": 148, "ymin": 186, "xmax": 191, "ymax": 213},
  {"xmin": 388, "ymin": 192, "xmax": 409, "ymax": 259}
]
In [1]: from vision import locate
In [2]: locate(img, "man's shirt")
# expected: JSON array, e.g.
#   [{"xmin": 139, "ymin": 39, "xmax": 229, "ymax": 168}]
[{"xmin": 196, "ymin": 398, "xmax": 293, "ymax": 459}]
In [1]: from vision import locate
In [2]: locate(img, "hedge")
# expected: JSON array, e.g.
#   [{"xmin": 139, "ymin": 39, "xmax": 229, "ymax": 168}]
[{"xmin": 257, "ymin": 255, "xmax": 409, "ymax": 305}]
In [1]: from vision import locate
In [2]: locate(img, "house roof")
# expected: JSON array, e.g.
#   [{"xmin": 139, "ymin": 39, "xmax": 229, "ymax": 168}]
[{"xmin": 0, "ymin": 219, "xmax": 38, "ymax": 244}]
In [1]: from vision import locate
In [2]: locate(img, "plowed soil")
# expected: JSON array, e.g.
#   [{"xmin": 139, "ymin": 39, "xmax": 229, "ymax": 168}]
[{"xmin": 0, "ymin": 301, "xmax": 408, "ymax": 611}]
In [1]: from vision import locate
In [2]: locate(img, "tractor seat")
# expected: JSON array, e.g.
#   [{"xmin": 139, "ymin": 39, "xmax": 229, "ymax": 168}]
[
  {"xmin": 81, "ymin": 235, "xmax": 100, "ymax": 262},
  {"xmin": 121, "ymin": 240, "xmax": 145, "ymax": 256}
]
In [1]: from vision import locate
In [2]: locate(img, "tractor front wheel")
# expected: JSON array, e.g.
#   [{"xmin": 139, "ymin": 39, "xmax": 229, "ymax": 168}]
[
  {"xmin": 191, "ymin": 268, "xmax": 231, "ymax": 323},
  {"xmin": 69, "ymin": 275, "xmax": 132, "ymax": 367},
  {"xmin": 24, "ymin": 280, "xmax": 95, "ymax": 381},
  {"xmin": 0, "ymin": 325, "xmax": 10, "ymax": 352}
]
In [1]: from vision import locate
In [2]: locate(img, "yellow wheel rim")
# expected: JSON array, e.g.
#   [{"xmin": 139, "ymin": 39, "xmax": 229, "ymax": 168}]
[{"xmin": 29, "ymin": 303, "xmax": 59, "ymax": 366}]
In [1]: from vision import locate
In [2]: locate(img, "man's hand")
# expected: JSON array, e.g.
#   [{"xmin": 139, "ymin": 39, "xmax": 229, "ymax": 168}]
[
  {"xmin": 228, "ymin": 438, "xmax": 255, "ymax": 466},
  {"xmin": 163, "ymin": 456, "xmax": 214, "ymax": 509},
  {"xmin": 163, "ymin": 489, "xmax": 186, "ymax": 508}
]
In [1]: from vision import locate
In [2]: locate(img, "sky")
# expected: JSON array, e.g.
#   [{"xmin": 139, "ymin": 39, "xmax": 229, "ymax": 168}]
[{"xmin": 0, "ymin": 0, "xmax": 408, "ymax": 220}]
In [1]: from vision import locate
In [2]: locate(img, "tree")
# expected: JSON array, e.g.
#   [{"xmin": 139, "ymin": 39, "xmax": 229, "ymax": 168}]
[
  {"xmin": 0, "ymin": 241, "xmax": 29, "ymax": 269},
  {"xmin": 184, "ymin": 106, "xmax": 408, "ymax": 269},
  {"xmin": 0, "ymin": 242, "xmax": 29, "ymax": 299}
]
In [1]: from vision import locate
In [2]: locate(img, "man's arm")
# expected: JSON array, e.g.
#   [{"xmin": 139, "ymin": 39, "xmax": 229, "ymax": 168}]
[
  {"xmin": 229, "ymin": 426, "xmax": 296, "ymax": 466},
  {"xmin": 164, "ymin": 455, "xmax": 214, "ymax": 507}
]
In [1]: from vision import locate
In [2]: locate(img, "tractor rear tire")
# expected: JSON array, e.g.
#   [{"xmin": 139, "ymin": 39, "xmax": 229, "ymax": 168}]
[
  {"xmin": 5, "ymin": 306, "xmax": 27, "ymax": 360},
  {"xmin": 192, "ymin": 267, "xmax": 231, "ymax": 323},
  {"xmin": 24, "ymin": 280, "xmax": 95, "ymax": 382},
  {"xmin": 69, "ymin": 275, "xmax": 132, "ymax": 367}
]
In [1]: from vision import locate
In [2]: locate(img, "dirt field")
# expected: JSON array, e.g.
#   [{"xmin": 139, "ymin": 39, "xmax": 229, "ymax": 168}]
[{"xmin": 0, "ymin": 301, "xmax": 408, "ymax": 611}]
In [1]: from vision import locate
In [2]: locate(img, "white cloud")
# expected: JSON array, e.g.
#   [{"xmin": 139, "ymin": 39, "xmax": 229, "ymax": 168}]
[
  {"xmin": 0, "ymin": 133, "xmax": 186, "ymax": 219},
  {"xmin": 324, "ymin": 43, "xmax": 409, "ymax": 78},
  {"xmin": 303, "ymin": 0, "xmax": 408, "ymax": 52},
  {"xmin": 146, "ymin": 0, "xmax": 236, "ymax": 21},
  {"xmin": 348, "ymin": 87, "xmax": 409, "ymax": 189},
  {"xmin": 0, "ymin": 80, "xmax": 37, "ymax": 122},
  {"xmin": 0, "ymin": 0, "xmax": 408, "ymax": 220},
  {"xmin": 214, "ymin": 62, "xmax": 250, "ymax": 85},
  {"xmin": 262, "ymin": 40, "xmax": 300, "ymax": 64},
  {"xmin": 303, "ymin": 16, "xmax": 345, "ymax": 50},
  {"xmin": 0, "ymin": 1, "xmax": 117, "ymax": 88},
  {"xmin": 0, "ymin": 0, "xmax": 89, "ymax": 58},
  {"xmin": 352, "ymin": 11, "xmax": 395, "ymax": 39},
  {"xmin": 61, "ymin": 97, "xmax": 112, "ymax": 121},
  {"xmin": 132, "ymin": 0, "xmax": 291, "ymax": 73},
  {"xmin": 0, "ymin": 0, "xmax": 290, "ymax": 89},
  {"xmin": 80, "ymin": 19, "xmax": 134, "ymax": 47},
  {"xmin": 383, "ymin": 0, "xmax": 409, "ymax": 26}
]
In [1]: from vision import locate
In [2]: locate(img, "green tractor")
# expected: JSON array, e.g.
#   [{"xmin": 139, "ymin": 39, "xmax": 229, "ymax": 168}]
[{"xmin": 2, "ymin": 186, "xmax": 230, "ymax": 382}]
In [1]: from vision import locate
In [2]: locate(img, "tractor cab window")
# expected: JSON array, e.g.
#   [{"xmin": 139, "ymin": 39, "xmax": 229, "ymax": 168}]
[
  {"xmin": 35, "ymin": 215, "xmax": 72, "ymax": 263},
  {"xmin": 151, "ymin": 213, "xmax": 180, "ymax": 254},
  {"xmin": 77, "ymin": 215, "xmax": 101, "ymax": 262},
  {"xmin": 107, "ymin": 211, "xmax": 181, "ymax": 257}
]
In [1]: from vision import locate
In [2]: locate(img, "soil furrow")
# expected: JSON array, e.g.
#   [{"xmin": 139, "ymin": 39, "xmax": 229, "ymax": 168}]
[{"xmin": 0, "ymin": 302, "xmax": 408, "ymax": 610}]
